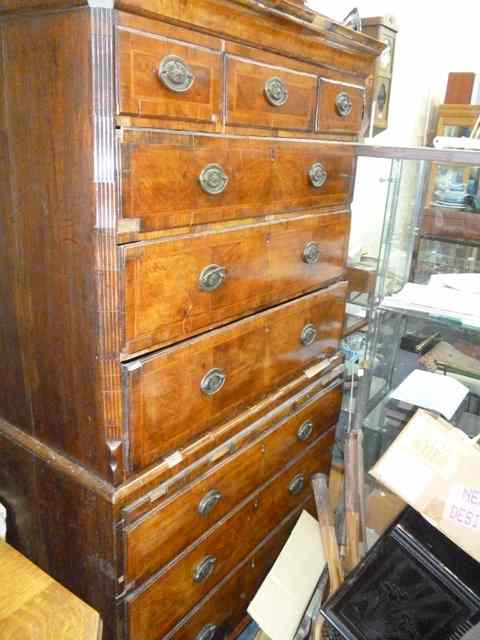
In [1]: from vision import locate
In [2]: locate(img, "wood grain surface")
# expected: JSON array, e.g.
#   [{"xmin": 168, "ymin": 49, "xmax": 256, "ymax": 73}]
[
  {"xmin": 121, "ymin": 210, "xmax": 349, "ymax": 356},
  {"xmin": 121, "ymin": 131, "xmax": 355, "ymax": 232},
  {"xmin": 317, "ymin": 80, "xmax": 365, "ymax": 134},
  {"xmin": 124, "ymin": 384, "xmax": 341, "ymax": 585},
  {"xmin": 126, "ymin": 429, "xmax": 334, "ymax": 639},
  {"xmin": 225, "ymin": 54, "xmax": 317, "ymax": 132},
  {"xmin": 0, "ymin": 542, "xmax": 102, "ymax": 640},
  {"xmin": 117, "ymin": 21, "xmax": 223, "ymax": 127},
  {"xmin": 0, "ymin": 7, "xmax": 122, "ymax": 480},
  {"xmin": 166, "ymin": 499, "xmax": 316, "ymax": 640},
  {"xmin": 123, "ymin": 281, "xmax": 346, "ymax": 470}
]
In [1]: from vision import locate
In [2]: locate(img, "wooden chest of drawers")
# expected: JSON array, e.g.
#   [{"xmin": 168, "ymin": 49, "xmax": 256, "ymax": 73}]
[{"xmin": 0, "ymin": 2, "xmax": 383, "ymax": 639}]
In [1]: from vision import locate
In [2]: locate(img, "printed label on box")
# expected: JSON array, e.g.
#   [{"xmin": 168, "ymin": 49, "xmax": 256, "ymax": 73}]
[{"xmin": 444, "ymin": 484, "xmax": 480, "ymax": 530}]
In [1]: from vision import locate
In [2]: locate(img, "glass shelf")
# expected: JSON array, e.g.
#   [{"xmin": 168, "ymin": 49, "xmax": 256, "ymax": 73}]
[{"xmin": 350, "ymin": 145, "xmax": 480, "ymax": 472}]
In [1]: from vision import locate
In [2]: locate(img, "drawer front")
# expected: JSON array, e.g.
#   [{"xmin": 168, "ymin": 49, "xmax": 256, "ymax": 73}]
[
  {"xmin": 117, "ymin": 24, "xmax": 222, "ymax": 126},
  {"xmin": 225, "ymin": 55, "xmax": 317, "ymax": 132},
  {"xmin": 123, "ymin": 282, "xmax": 347, "ymax": 470},
  {"xmin": 121, "ymin": 133, "xmax": 355, "ymax": 233},
  {"xmin": 126, "ymin": 431, "xmax": 333, "ymax": 640},
  {"xmin": 317, "ymin": 80, "xmax": 365, "ymax": 135},
  {"xmin": 121, "ymin": 211, "xmax": 350, "ymax": 356},
  {"xmin": 124, "ymin": 384, "xmax": 342, "ymax": 585},
  {"xmin": 165, "ymin": 500, "xmax": 315, "ymax": 640}
]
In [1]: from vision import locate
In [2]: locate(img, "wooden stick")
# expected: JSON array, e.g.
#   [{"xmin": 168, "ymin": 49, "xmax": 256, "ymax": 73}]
[
  {"xmin": 344, "ymin": 510, "xmax": 361, "ymax": 571},
  {"xmin": 328, "ymin": 463, "xmax": 344, "ymax": 512},
  {"xmin": 344, "ymin": 431, "xmax": 363, "ymax": 572},
  {"xmin": 311, "ymin": 473, "xmax": 344, "ymax": 593}
]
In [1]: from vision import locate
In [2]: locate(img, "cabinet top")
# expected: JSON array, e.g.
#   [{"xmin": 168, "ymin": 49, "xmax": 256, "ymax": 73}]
[{"xmin": 0, "ymin": 0, "xmax": 385, "ymax": 59}]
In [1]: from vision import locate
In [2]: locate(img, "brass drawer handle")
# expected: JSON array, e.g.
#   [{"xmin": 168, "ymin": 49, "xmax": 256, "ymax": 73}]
[
  {"xmin": 302, "ymin": 241, "xmax": 321, "ymax": 264},
  {"xmin": 300, "ymin": 323, "xmax": 317, "ymax": 347},
  {"xmin": 200, "ymin": 368, "xmax": 226, "ymax": 396},
  {"xmin": 193, "ymin": 555, "xmax": 216, "ymax": 583},
  {"xmin": 297, "ymin": 419, "xmax": 314, "ymax": 442},
  {"xmin": 288, "ymin": 474, "xmax": 305, "ymax": 496},
  {"xmin": 336, "ymin": 91, "xmax": 353, "ymax": 117},
  {"xmin": 309, "ymin": 162, "xmax": 327, "ymax": 188},
  {"xmin": 264, "ymin": 77, "xmax": 288, "ymax": 107},
  {"xmin": 158, "ymin": 55, "xmax": 194, "ymax": 93},
  {"xmin": 199, "ymin": 264, "xmax": 226, "ymax": 292},
  {"xmin": 196, "ymin": 624, "xmax": 217, "ymax": 640},
  {"xmin": 199, "ymin": 164, "xmax": 229, "ymax": 195},
  {"xmin": 198, "ymin": 489, "xmax": 222, "ymax": 516}
]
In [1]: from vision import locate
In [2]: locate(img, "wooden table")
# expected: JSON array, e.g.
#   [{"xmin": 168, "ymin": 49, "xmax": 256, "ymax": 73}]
[{"xmin": 0, "ymin": 541, "xmax": 102, "ymax": 639}]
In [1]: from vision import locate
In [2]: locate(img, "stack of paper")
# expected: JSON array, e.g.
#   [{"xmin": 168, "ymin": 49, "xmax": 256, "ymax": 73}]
[
  {"xmin": 429, "ymin": 273, "xmax": 480, "ymax": 295},
  {"xmin": 381, "ymin": 281, "xmax": 480, "ymax": 327}
]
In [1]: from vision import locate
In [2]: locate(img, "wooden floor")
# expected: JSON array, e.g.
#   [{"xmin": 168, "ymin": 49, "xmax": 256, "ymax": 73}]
[{"xmin": 0, "ymin": 541, "xmax": 102, "ymax": 640}]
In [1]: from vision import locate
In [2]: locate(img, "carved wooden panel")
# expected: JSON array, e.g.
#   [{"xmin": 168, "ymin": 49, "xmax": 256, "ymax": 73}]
[{"xmin": 322, "ymin": 508, "xmax": 480, "ymax": 640}]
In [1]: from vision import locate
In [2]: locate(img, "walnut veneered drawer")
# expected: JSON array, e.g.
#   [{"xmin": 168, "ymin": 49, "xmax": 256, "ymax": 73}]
[
  {"xmin": 117, "ymin": 22, "xmax": 222, "ymax": 127},
  {"xmin": 120, "ymin": 131, "xmax": 355, "ymax": 234},
  {"xmin": 124, "ymin": 383, "xmax": 341, "ymax": 585},
  {"xmin": 165, "ymin": 500, "xmax": 314, "ymax": 640},
  {"xmin": 123, "ymin": 282, "xmax": 347, "ymax": 470},
  {"xmin": 121, "ymin": 211, "xmax": 350, "ymax": 356},
  {"xmin": 317, "ymin": 80, "xmax": 365, "ymax": 135},
  {"xmin": 126, "ymin": 430, "xmax": 333, "ymax": 640},
  {"xmin": 225, "ymin": 55, "xmax": 317, "ymax": 132}
]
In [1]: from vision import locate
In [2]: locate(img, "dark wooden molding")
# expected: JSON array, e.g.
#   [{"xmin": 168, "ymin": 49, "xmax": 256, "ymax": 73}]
[
  {"xmin": 90, "ymin": 6, "xmax": 124, "ymax": 484},
  {"xmin": 0, "ymin": 0, "xmax": 384, "ymax": 61},
  {"xmin": 0, "ymin": 417, "xmax": 114, "ymax": 500}
]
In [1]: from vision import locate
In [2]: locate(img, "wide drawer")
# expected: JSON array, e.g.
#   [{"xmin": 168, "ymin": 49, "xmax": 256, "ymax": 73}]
[
  {"xmin": 126, "ymin": 430, "xmax": 333, "ymax": 640},
  {"xmin": 117, "ymin": 20, "xmax": 222, "ymax": 127},
  {"xmin": 120, "ymin": 131, "xmax": 355, "ymax": 234},
  {"xmin": 123, "ymin": 282, "xmax": 347, "ymax": 470},
  {"xmin": 225, "ymin": 54, "xmax": 317, "ymax": 132},
  {"xmin": 124, "ymin": 383, "xmax": 342, "ymax": 585},
  {"xmin": 317, "ymin": 80, "xmax": 365, "ymax": 135},
  {"xmin": 121, "ymin": 210, "xmax": 350, "ymax": 356},
  {"xmin": 165, "ymin": 502, "xmax": 314, "ymax": 640}
]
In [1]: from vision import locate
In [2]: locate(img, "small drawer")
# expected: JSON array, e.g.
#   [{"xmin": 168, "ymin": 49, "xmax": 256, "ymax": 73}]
[
  {"xmin": 317, "ymin": 79, "xmax": 365, "ymax": 135},
  {"xmin": 117, "ymin": 22, "xmax": 222, "ymax": 127},
  {"xmin": 124, "ymin": 384, "xmax": 341, "ymax": 585},
  {"xmin": 123, "ymin": 282, "xmax": 347, "ymax": 470},
  {"xmin": 126, "ymin": 431, "xmax": 333, "ymax": 640},
  {"xmin": 120, "ymin": 131, "xmax": 355, "ymax": 234},
  {"xmin": 165, "ymin": 499, "xmax": 315, "ymax": 640},
  {"xmin": 121, "ymin": 211, "xmax": 350, "ymax": 356},
  {"xmin": 225, "ymin": 55, "xmax": 317, "ymax": 132}
]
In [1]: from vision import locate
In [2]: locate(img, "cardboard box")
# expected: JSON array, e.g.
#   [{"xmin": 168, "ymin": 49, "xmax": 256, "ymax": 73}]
[
  {"xmin": 370, "ymin": 409, "xmax": 480, "ymax": 564},
  {"xmin": 248, "ymin": 511, "xmax": 325, "ymax": 640},
  {"xmin": 366, "ymin": 488, "xmax": 405, "ymax": 536}
]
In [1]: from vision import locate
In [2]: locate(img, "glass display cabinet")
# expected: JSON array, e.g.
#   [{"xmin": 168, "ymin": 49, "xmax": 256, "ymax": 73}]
[
  {"xmin": 412, "ymin": 105, "xmax": 480, "ymax": 284},
  {"xmin": 347, "ymin": 144, "xmax": 480, "ymax": 473}
]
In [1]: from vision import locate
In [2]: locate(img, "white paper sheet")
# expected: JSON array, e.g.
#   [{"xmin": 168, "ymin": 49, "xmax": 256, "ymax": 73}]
[
  {"xmin": 429, "ymin": 273, "xmax": 480, "ymax": 295},
  {"xmin": 389, "ymin": 369, "xmax": 469, "ymax": 420},
  {"xmin": 381, "ymin": 282, "xmax": 480, "ymax": 325},
  {"xmin": 247, "ymin": 511, "xmax": 325, "ymax": 640}
]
